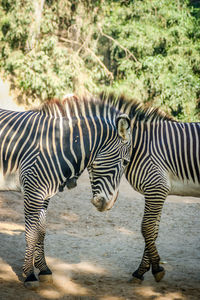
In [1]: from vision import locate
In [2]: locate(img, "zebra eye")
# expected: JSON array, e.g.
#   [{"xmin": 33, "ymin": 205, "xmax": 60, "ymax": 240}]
[{"xmin": 122, "ymin": 159, "xmax": 129, "ymax": 167}]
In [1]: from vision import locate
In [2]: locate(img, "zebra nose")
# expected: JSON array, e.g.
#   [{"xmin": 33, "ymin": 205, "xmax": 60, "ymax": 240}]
[{"xmin": 91, "ymin": 196, "xmax": 106, "ymax": 212}]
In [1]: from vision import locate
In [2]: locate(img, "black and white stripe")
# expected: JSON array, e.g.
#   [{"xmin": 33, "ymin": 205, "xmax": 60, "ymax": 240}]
[
  {"xmin": 101, "ymin": 93, "xmax": 200, "ymax": 282},
  {"xmin": 0, "ymin": 96, "xmax": 131, "ymax": 288}
]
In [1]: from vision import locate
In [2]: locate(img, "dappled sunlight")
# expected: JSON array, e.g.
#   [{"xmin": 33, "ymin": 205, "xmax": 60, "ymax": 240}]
[
  {"xmin": 36, "ymin": 257, "xmax": 106, "ymax": 298},
  {"xmin": 0, "ymin": 255, "xmax": 198, "ymax": 300},
  {"xmin": 0, "ymin": 259, "xmax": 18, "ymax": 282},
  {"xmin": 61, "ymin": 212, "xmax": 79, "ymax": 222},
  {"xmin": 39, "ymin": 275, "xmax": 90, "ymax": 298},
  {"xmin": 52, "ymin": 274, "xmax": 89, "ymax": 295},
  {"xmin": 134, "ymin": 285, "xmax": 161, "ymax": 298},
  {"xmin": 38, "ymin": 287, "xmax": 61, "ymax": 299},
  {"xmin": 0, "ymin": 168, "xmax": 199, "ymax": 299},
  {"xmin": 99, "ymin": 296, "xmax": 125, "ymax": 300},
  {"xmin": 167, "ymin": 195, "xmax": 200, "ymax": 204},
  {"xmin": 134, "ymin": 285, "xmax": 186, "ymax": 300},
  {"xmin": 47, "ymin": 256, "xmax": 106, "ymax": 275},
  {"xmin": 73, "ymin": 261, "xmax": 106, "ymax": 274},
  {"xmin": 0, "ymin": 222, "xmax": 24, "ymax": 235},
  {"xmin": 115, "ymin": 226, "xmax": 137, "ymax": 235}
]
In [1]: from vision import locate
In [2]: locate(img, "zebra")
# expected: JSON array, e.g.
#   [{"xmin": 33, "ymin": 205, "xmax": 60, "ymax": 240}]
[
  {"xmin": 0, "ymin": 95, "xmax": 131, "ymax": 289},
  {"xmin": 101, "ymin": 93, "xmax": 200, "ymax": 283}
]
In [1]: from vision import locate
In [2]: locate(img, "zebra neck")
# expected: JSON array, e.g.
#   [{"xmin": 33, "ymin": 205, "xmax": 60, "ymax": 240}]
[
  {"xmin": 132, "ymin": 120, "xmax": 148, "ymax": 150},
  {"xmin": 61, "ymin": 115, "xmax": 110, "ymax": 181}
]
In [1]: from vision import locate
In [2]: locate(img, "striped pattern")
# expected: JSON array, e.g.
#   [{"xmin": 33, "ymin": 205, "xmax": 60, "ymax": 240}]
[
  {"xmin": 0, "ymin": 96, "xmax": 131, "ymax": 287},
  {"xmin": 126, "ymin": 120, "xmax": 200, "ymax": 195},
  {"xmin": 101, "ymin": 93, "xmax": 200, "ymax": 281}
]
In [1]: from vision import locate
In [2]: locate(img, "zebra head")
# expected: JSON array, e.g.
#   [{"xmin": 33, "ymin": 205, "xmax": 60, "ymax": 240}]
[{"xmin": 88, "ymin": 114, "xmax": 131, "ymax": 212}]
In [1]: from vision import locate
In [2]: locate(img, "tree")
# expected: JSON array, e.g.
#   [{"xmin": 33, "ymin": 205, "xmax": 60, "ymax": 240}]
[{"xmin": 0, "ymin": 0, "xmax": 200, "ymax": 121}]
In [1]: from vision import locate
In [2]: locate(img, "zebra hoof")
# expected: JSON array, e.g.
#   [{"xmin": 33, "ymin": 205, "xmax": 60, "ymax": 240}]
[
  {"xmin": 38, "ymin": 269, "xmax": 53, "ymax": 283},
  {"xmin": 24, "ymin": 273, "xmax": 39, "ymax": 289},
  {"xmin": 153, "ymin": 269, "xmax": 165, "ymax": 282},
  {"xmin": 129, "ymin": 276, "xmax": 143, "ymax": 284},
  {"xmin": 153, "ymin": 267, "xmax": 165, "ymax": 282},
  {"xmin": 129, "ymin": 271, "xmax": 144, "ymax": 284},
  {"xmin": 39, "ymin": 274, "xmax": 53, "ymax": 283}
]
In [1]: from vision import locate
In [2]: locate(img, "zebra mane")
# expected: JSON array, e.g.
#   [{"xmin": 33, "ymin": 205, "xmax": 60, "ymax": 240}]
[
  {"xmin": 36, "ymin": 93, "xmax": 174, "ymax": 122},
  {"xmin": 100, "ymin": 93, "xmax": 175, "ymax": 122},
  {"xmin": 36, "ymin": 98, "xmax": 66, "ymax": 117},
  {"xmin": 35, "ymin": 95, "xmax": 110, "ymax": 118}
]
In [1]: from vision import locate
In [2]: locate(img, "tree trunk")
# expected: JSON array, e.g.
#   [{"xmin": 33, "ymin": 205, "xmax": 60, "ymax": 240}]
[{"xmin": 27, "ymin": 0, "xmax": 45, "ymax": 51}]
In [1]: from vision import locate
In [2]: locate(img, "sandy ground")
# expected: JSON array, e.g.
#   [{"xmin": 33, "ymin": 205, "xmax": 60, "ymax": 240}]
[{"xmin": 0, "ymin": 171, "xmax": 200, "ymax": 300}]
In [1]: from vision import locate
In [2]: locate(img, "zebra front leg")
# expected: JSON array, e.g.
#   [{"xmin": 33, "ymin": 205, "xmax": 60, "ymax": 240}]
[
  {"xmin": 34, "ymin": 242, "xmax": 52, "ymax": 283},
  {"xmin": 23, "ymin": 216, "xmax": 40, "ymax": 289},
  {"xmin": 131, "ymin": 247, "xmax": 150, "ymax": 283},
  {"xmin": 132, "ymin": 193, "xmax": 166, "ymax": 283},
  {"xmin": 23, "ymin": 192, "xmax": 47, "ymax": 289},
  {"xmin": 34, "ymin": 200, "xmax": 53, "ymax": 283}
]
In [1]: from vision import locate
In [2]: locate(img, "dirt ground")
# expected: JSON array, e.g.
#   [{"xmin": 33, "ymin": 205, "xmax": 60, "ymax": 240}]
[{"xmin": 0, "ymin": 171, "xmax": 200, "ymax": 300}]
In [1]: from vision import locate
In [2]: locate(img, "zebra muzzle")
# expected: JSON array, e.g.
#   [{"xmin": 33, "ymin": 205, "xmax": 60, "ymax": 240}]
[{"xmin": 91, "ymin": 196, "xmax": 107, "ymax": 212}]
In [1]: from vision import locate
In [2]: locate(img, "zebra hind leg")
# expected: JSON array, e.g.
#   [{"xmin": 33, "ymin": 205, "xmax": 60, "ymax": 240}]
[{"xmin": 131, "ymin": 191, "xmax": 167, "ymax": 283}]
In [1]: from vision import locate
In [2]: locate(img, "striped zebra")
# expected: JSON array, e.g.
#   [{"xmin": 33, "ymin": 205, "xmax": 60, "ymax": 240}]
[
  {"xmin": 101, "ymin": 93, "xmax": 200, "ymax": 283},
  {"xmin": 0, "ymin": 95, "xmax": 131, "ymax": 288}
]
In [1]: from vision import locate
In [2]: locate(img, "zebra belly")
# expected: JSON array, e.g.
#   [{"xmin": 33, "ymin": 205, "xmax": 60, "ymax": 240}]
[
  {"xmin": 169, "ymin": 174, "xmax": 200, "ymax": 197},
  {"xmin": 0, "ymin": 169, "xmax": 21, "ymax": 191}
]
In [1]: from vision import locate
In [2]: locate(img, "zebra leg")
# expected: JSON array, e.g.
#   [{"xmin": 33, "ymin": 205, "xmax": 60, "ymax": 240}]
[
  {"xmin": 131, "ymin": 247, "xmax": 150, "ymax": 283},
  {"xmin": 132, "ymin": 191, "xmax": 167, "ymax": 283},
  {"xmin": 151, "ymin": 211, "xmax": 165, "ymax": 282},
  {"xmin": 34, "ymin": 199, "xmax": 53, "ymax": 282},
  {"xmin": 35, "ymin": 242, "xmax": 52, "ymax": 282},
  {"xmin": 23, "ymin": 217, "xmax": 40, "ymax": 289},
  {"xmin": 23, "ymin": 193, "xmax": 46, "ymax": 289}
]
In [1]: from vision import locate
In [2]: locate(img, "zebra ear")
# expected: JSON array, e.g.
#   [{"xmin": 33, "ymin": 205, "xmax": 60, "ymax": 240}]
[{"xmin": 116, "ymin": 113, "xmax": 131, "ymax": 142}]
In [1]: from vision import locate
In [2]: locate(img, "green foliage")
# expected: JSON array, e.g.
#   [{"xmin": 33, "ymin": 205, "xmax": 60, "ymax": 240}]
[
  {"xmin": 0, "ymin": 0, "xmax": 32, "ymax": 50},
  {"xmin": 0, "ymin": 0, "xmax": 200, "ymax": 120},
  {"xmin": 0, "ymin": 0, "xmax": 105, "ymax": 103},
  {"xmin": 100, "ymin": 0, "xmax": 200, "ymax": 121}
]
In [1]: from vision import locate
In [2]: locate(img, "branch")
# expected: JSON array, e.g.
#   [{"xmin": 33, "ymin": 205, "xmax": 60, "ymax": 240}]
[
  {"xmin": 98, "ymin": 25, "xmax": 140, "ymax": 64},
  {"xmin": 59, "ymin": 37, "xmax": 113, "ymax": 80},
  {"xmin": 85, "ymin": 46, "xmax": 113, "ymax": 80}
]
